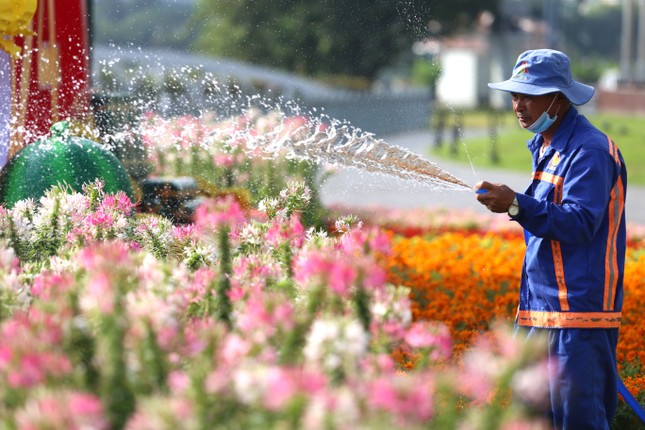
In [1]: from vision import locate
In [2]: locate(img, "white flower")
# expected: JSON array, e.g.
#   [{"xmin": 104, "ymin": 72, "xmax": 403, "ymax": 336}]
[
  {"xmin": 511, "ymin": 360, "xmax": 551, "ymax": 409},
  {"xmin": 48, "ymin": 256, "xmax": 77, "ymax": 274},
  {"xmin": 237, "ymin": 223, "xmax": 265, "ymax": 247},
  {"xmin": 258, "ymin": 197, "xmax": 280, "ymax": 217},
  {"xmin": 372, "ymin": 302, "xmax": 388, "ymax": 318},
  {"xmin": 371, "ymin": 285, "xmax": 413, "ymax": 327},
  {"xmin": 10, "ymin": 200, "xmax": 36, "ymax": 239},
  {"xmin": 0, "ymin": 247, "xmax": 17, "ymax": 271},
  {"xmin": 303, "ymin": 228, "xmax": 330, "ymax": 251},
  {"xmin": 303, "ymin": 389, "xmax": 361, "ymax": 430},
  {"xmin": 343, "ymin": 319, "xmax": 369, "ymax": 357},
  {"xmin": 334, "ymin": 215, "xmax": 362, "ymax": 234},
  {"xmin": 182, "ymin": 245, "xmax": 217, "ymax": 267},
  {"xmin": 304, "ymin": 317, "xmax": 369, "ymax": 376},
  {"xmin": 233, "ymin": 365, "xmax": 264, "ymax": 405},
  {"xmin": 305, "ymin": 321, "xmax": 332, "ymax": 360}
]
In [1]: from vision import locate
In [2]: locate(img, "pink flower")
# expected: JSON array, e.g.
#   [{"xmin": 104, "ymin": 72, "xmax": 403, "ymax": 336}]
[
  {"xmin": 77, "ymin": 242, "xmax": 131, "ymax": 272},
  {"xmin": 0, "ymin": 345, "xmax": 12, "ymax": 369},
  {"xmin": 262, "ymin": 367, "xmax": 298, "ymax": 410},
  {"xmin": 237, "ymin": 297, "xmax": 273, "ymax": 335},
  {"xmin": 368, "ymin": 374, "xmax": 435, "ymax": 423},
  {"xmin": 69, "ymin": 392, "xmax": 104, "ymax": 416},
  {"xmin": 360, "ymin": 262, "xmax": 387, "ymax": 290},
  {"xmin": 15, "ymin": 390, "xmax": 108, "ymax": 430},
  {"xmin": 172, "ymin": 223, "xmax": 199, "ymax": 243},
  {"xmin": 219, "ymin": 334, "xmax": 252, "ymax": 366},
  {"xmin": 114, "ymin": 190, "xmax": 136, "ymax": 213},
  {"xmin": 213, "ymin": 153, "xmax": 235, "ymax": 167},
  {"xmin": 293, "ymin": 251, "xmax": 328, "ymax": 285},
  {"xmin": 30, "ymin": 272, "xmax": 75, "ymax": 300},
  {"xmin": 369, "ymin": 229, "xmax": 392, "ymax": 254},
  {"xmin": 230, "ymin": 255, "xmax": 283, "ymax": 298},
  {"xmin": 328, "ymin": 261, "xmax": 357, "ymax": 297},
  {"xmin": 266, "ymin": 214, "xmax": 305, "ymax": 248},
  {"xmin": 4, "ymin": 346, "xmax": 72, "ymax": 389},
  {"xmin": 85, "ymin": 209, "xmax": 114, "ymax": 229},
  {"xmin": 298, "ymin": 369, "xmax": 328, "ymax": 395},
  {"xmin": 8, "ymin": 354, "xmax": 45, "ymax": 388},
  {"xmin": 265, "ymin": 215, "xmax": 305, "ymax": 248},
  {"xmin": 126, "ymin": 397, "xmax": 195, "ymax": 429},
  {"xmin": 85, "ymin": 271, "xmax": 114, "ymax": 314},
  {"xmin": 294, "ymin": 250, "xmax": 361, "ymax": 297},
  {"xmin": 194, "ymin": 195, "xmax": 247, "ymax": 231},
  {"xmin": 404, "ymin": 321, "xmax": 452, "ymax": 360},
  {"xmin": 273, "ymin": 302, "xmax": 294, "ymax": 329},
  {"xmin": 168, "ymin": 370, "xmax": 191, "ymax": 394},
  {"xmin": 337, "ymin": 227, "xmax": 391, "ymax": 256},
  {"xmin": 182, "ymin": 267, "xmax": 216, "ymax": 305},
  {"xmin": 237, "ymin": 294, "xmax": 295, "ymax": 342}
]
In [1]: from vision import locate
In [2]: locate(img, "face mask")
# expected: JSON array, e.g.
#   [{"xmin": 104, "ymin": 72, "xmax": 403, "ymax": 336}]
[{"xmin": 526, "ymin": 95, "xmax": 559, "ymax": 133}]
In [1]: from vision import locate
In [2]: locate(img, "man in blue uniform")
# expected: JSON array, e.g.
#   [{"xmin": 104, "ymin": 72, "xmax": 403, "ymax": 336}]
[{"xmin": 475, "ymin": 49, "xmax": 627, "ymax": 429}]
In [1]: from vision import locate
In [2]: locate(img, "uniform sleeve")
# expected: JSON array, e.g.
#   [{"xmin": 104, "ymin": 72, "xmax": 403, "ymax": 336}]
[{"xmin": 515, "ymin": 146, "xmax": 617, "ymax": 244}]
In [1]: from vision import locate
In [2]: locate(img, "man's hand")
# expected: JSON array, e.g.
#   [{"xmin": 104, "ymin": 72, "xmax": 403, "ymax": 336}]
[{"xmin": 474, "ymin": 181, "xmax": 517, "ymax": 214}]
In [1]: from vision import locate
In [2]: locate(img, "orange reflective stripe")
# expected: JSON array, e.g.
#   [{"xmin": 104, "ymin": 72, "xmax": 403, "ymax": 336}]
[
  {"xmin": 532, "ymin": 170, "xmax": 570, "ymax": 309},
  {"xmin": 533, "ymin": 171, "xmax": 564, "ymax": 186},
  {"xmin": 535, "ymin": 170, "xmax": 569, "ymax": 310},
  {"xmin": 607, "ymin": 137, "xmax": 621, "ymax": 167},
  {"xmin": 604, "ymin": 137, "xmax": 625, "ymax": 311},
  {"xmin": 517, "ymin": 310, "xmax": 622, "ymax": 328},
  {"xmin": 604, "ymin": 180, "xmax": 623, "ymax": 310},
  {"xmin": 551, "ymin": 240, "xmax": 570, "ymax": 310},
  {"xmin": 532, "ymin": 171, "xmax": 564, "ymax": 203}
]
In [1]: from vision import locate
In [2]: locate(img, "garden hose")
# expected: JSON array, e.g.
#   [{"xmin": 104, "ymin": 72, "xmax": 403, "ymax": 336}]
[{"xmin": 618, "ymin": 377, "xmax": 645, "ymax": 422}]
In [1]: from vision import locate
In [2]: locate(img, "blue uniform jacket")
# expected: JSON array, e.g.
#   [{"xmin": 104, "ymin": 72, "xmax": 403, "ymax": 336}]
[{"xmin": 513, "ymin": 107, "xmax": 627, "ymax": 328}]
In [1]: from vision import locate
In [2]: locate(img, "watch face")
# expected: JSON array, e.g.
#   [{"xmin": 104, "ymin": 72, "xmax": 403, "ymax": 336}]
[
  {"xmin": 509, "ymin": 205, "xmax": 519, "ymax": 217},
  {"xmin": 508, "ymin": 197, "xmax": 520, "ymax": 217}
]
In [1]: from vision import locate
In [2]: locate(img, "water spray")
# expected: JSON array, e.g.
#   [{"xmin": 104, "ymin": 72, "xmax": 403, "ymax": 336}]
[
  {"xmin": 219, "ymin": 116, "xmax": 473, "ymax": 193},
  {"xmin": 283, "ymin": 125, "xmax": 472, "ymax": 191}
]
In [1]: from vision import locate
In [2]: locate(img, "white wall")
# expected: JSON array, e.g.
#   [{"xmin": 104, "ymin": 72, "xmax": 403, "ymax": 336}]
[{"xmin": 435, "ymin": 49, "xmax": 479, "ymax": 108}]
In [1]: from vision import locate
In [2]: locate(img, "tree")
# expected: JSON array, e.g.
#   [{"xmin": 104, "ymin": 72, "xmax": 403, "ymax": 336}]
[
  {"xmin": 92, "ymin": 0, "xmax": 195, "ymax": 49},
  {"xmin": 191, "ymin": 0, "xmax": 499, "ymax": 81}
]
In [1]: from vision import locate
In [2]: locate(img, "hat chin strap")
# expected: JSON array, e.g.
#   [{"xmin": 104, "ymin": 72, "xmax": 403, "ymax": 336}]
[{"xmin": 545, "ymin": 94, "xmax": 559, "ymax": 116}]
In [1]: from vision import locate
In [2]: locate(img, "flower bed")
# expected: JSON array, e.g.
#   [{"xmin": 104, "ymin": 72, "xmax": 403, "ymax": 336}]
[
  {"xmin": 0, "ymin": 180, "xmax": 556, "ymax": 429},
  {"xmin": 343, "ymin": 205, "xmax": 645, "ymax": 429},
  {"xmin": 1, "ymin": 112, "xmax": 642, "ymax": 428}
]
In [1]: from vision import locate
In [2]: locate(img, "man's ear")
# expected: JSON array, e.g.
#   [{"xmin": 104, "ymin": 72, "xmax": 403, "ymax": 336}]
[{"xmin": 557, "ymin": 92, "xmax": 570, "ymax": 106}]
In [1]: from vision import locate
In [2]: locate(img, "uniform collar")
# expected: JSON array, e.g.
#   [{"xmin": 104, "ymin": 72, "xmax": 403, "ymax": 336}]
[{"xmin": 527, "ymin": 106, "xmax": 578, "ymax": 154}]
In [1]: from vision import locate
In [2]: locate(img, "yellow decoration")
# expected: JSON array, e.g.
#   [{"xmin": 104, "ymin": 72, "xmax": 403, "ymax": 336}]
[{"xmin": 0, "ymin": 0, "xmax": 38, "ymax": 57}]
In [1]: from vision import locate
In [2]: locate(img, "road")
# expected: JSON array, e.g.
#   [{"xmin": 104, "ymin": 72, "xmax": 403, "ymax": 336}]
[{"xmin": 320, "ymin": 129, "xmax": 645, "ymax": 226}]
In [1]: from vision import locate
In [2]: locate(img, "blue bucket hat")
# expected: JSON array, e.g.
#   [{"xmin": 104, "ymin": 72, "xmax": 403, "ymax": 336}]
[{"xmin": 488, "ymin": 49, "xmax": 595, "ymax": 105}]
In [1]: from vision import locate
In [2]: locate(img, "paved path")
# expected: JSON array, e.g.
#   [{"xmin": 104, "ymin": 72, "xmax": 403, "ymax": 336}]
[{"xmin": 320, "ymin": 129, "xmax": 645, "ymax": 226}]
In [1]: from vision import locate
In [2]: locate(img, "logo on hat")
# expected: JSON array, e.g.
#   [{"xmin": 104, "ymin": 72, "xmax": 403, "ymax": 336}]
[{"xmin": 513, "ymin": 61, "xmax": 529, "ymax": 80}]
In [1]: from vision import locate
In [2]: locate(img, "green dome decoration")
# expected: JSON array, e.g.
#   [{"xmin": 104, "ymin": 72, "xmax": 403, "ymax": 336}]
[{"xmin": 0, "ymin": 121, "xmax": 135, "ymax": 208}]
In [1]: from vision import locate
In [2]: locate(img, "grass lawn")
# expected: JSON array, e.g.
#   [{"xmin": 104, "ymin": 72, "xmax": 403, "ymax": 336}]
[{"xmin": 429, "ymin": 109, "xmax": 645, "ymax": 186}]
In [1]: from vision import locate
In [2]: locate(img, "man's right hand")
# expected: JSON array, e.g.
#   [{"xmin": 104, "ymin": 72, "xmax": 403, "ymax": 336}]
[{"xmin": 474, "ymin": 181, "xmax": 517, "ymax": 214}]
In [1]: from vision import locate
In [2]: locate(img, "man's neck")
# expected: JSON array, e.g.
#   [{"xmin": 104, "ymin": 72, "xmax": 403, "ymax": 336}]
[{"xmin": 540, "ymin": 104, "xmax": 571, "ymax": 145}]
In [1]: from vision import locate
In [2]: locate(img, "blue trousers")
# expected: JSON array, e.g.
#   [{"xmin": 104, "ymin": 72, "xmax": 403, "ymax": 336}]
[{"xmin": 520, "ymin": 327, "xmax": 619, "ymax": 430}]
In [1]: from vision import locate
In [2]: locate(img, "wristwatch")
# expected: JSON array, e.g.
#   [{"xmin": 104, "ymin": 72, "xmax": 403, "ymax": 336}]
[{"xmin": 508, "ymin": 196, "xmax": 520, "ymax": 218}]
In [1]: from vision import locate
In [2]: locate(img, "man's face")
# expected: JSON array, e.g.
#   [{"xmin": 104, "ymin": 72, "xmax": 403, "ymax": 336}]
[{"xmin": 511, "ymin": 92, "xmax": 558, "ymax": 129}]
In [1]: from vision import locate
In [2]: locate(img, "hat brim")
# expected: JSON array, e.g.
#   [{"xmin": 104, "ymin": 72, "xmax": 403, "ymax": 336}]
[{"xmin": 487, "ymin": 79, "xmax": 595, "ymax": 106}]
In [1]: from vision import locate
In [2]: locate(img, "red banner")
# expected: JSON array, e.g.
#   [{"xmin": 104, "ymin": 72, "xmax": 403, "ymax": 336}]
[{"xmin": 12, "ymin": 0, "xmax": 90, "ymax": 150}]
